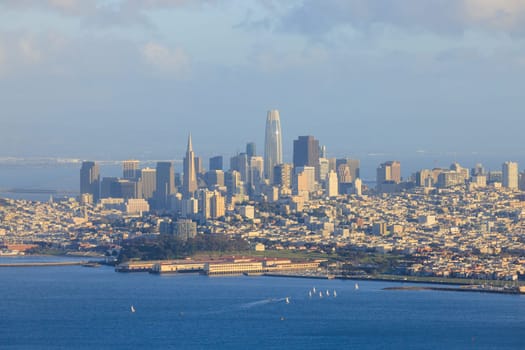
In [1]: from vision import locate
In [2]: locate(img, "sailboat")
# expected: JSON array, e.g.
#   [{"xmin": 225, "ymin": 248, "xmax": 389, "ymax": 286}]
[
  {"xmin": 319, "ymin": 291, "xmax": 323, "ymax": 298},
  {"xmin": 313, "ymin": 287, "xmax": 316, "ymax": 293},
  {"xmin": 355, "ymin": 283, "xmax": 359, "ymax": 290},
  {"xmin": 309, "ymin": 291, "xmax": 312, "ymax": 298},
  {"xmin": 333, "ymin": 290, "xmax": 337, "ymax": 297},
  {"xmin": 326, "ymin": 290, "xmax": 330, "ymax": 296},
  {"xmin": 285, "ymin": 297, "xmax": 290, "ymax": 304},
  {"xmin": 130, "ymin": 305, "xmax": 136, "ymax": 313}
]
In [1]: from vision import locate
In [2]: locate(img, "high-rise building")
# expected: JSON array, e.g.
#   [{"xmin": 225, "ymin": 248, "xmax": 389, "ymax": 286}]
[
  {"xmin": 80, "ymin": 161, "xmax": 100, "ymax": 203},
  {"xmin": 122, "ymin": 160, "xmax": 140, "ymax": 179},
  {"xmin": 502, "ymin": 161, "xmax": 519, "ymax": 189},
  {"xmin": 225, "ymin": 170, "xmax": 243, "ymax": 197},
  {"xmin": 377, "ymin": 161, "xmax": 401, "ymax": 184},
  {"xmin": 183, "ymin": 134, "xmax": 198, "ymax": 198},
  {"xmin": 140, "ymin": 168, "xmax": 156, "ymax": 200},
  {"xmin": 293, "ymin": 136, "xmax": 320, "ymax": 179},
  {"xmin": 273, "ymin": 163, "xmax": 292, "ymax": 189},
  {"xmin": 318, "ymin": 158, "xmax": 330, "ymax": 183},
  {"xmin": 230, "ymin": 153, "xmax": 249, "ymax": 182},
  {"xmin": 209, "ymin": 156, "xmax": 223, "ymax": 171},
  {"xmin": 194, "ymin": 156, "xmax": 203, "ymax": 174},
  {"xmin": 294, "ymin": 166, "xmax": 316, "ymax": 195},
  {"xmin": 376, "ymin": 161, "xmax": 401, "ymax": 193},
  {"xmin": 155, "ymin": 161, "xmax": 175, "ymax": 210},
  {"xmin": 264, "ymin": 110, "xmax": 283, "ymax": 183},
  {"xmin": 248, "ymin": 156, "xmax": 264, "ymax": 186},
  {"xmin": 100, "ymin": 177, "xmax": 119, "ymax": 199},
  {"xmin": 471, "ymin": 163, "xmax": 485, "ymax": 176},
  {"xmin": 336, "ymin": 158, "xmax": 360, "ymax": 182},
  {"xmin": 211, "ymin": 192, "xmax": 226, "ymax": 219},
  {"xmin": 246, "ymin": 142, "xmax": 256, "ymax": 158},
  {"xmin": 205, "ymin": 170, "xmax": 225, "ymax": 188},
  {"xmin": 326, "ymin": 170, "xmax": 338, "ymax": 197}
]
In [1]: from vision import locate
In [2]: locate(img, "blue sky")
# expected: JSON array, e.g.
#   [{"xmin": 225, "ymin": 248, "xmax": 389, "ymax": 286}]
[{"xmin": 1, "ymin": 0, "xmax": 525, "ymax": 165}]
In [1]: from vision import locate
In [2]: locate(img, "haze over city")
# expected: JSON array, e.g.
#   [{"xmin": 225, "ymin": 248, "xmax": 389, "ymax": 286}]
[{"xmin": 1, "ymin": 0, "xmax": 524, "ymax": 160}]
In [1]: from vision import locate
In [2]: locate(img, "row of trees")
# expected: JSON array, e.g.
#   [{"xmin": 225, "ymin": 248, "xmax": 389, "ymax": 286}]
[{"xmin": 117, "ymin": 234, "xmax": 249, "ymax": 262}]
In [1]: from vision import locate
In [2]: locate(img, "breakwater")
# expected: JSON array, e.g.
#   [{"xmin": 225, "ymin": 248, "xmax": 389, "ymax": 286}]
[{"xmin": 0, "ymin": 261, "xmax": 86, "ymax": 267}]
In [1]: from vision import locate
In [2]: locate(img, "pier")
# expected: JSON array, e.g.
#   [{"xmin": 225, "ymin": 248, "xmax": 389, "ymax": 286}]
[{"xmin": 0, "ymin": 261, "xmax": 87, "ymax": 267}]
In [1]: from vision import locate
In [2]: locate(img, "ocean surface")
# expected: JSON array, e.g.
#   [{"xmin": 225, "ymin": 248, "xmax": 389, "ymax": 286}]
[{"xmin": 0, "ymin": 256, "xmax": 524, "ymax": 349}]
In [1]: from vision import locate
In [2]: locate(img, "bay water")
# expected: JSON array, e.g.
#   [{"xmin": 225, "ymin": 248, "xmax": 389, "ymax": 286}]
[{"xmin": 0, "ymin": 257, "xmax": 524, "ymax": 349}]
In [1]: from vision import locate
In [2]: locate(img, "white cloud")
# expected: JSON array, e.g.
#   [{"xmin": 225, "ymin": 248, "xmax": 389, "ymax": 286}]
[
  {"xmin": 18, "ymin": 37, "xmax": 43, "ymax": 64},
  {"xmin": 463, "ymin": 0, "xmax": 525, "ymax": 32},
  {"xmin": 141, "ymin": 42, "xmax": 190, "ymax": 77},
  {"xmin": 275, "ymin": 0, "xmax": 525, "ymax": 36}
]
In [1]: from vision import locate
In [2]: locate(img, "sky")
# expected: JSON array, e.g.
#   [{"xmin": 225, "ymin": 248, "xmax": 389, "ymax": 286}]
[{"xmin": 1, "ymin": 0, "xmax": 525, "ymax": 166}]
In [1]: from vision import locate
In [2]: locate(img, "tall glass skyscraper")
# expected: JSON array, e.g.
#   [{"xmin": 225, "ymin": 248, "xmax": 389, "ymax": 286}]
[{"xmin": 264, "ymin": 110, "xmax": 282, "ymax": 183}]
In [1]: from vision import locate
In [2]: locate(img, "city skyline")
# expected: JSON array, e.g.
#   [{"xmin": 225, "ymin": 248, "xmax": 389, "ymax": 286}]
[{"xmin": 1, "ymin": 1, "xmax": 525, "ymax": 158}]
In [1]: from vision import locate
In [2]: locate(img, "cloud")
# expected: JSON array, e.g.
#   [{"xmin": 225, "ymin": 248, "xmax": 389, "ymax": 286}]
[
  {"xmin": 141, "ymin": 42, "xmax": 190, "ymax": 77},
  {"xmin": 273, "ymin": 0, "xmax": 525, "ymax": 36},
  {"xmin": 0, "ymin": 0, "xmax": 215, "ymax": 29}
]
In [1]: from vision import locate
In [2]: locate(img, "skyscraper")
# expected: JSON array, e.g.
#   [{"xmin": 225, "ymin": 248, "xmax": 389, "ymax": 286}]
[
  {"xmin": 122, "ymin": 160, "xmax": 140, "ymax": 179},
  {"xmin": 183, "ymin": 134, "xmax": 198, "ymax": 198},
  {"xmin": 273, "ymin": 163, "xmax": 292, "ymax": 189},
  {"xmin": 376, "ymin": 161, "xmax": 401, "ymax": 193},
  {"xmin": 155, "ymin": 161, "xmax": 175, "ymax": 210},
  {"xmin": 264, "ymin": 110, "xmax": 282, "ymax": 183},
  {"xmin": 140, "ymin": 167, "xmax": 156, "ymax": 200},
  {"xmin": 293, "ymin": 136, "xmax": 319, "ymax": 168},
  {"xmin": 293, "ymin": 135, "xmax": 320, "ymax": 180},
  {"xmin": 246, "ymin": 142, "xmax": 256, "ymax": 158},
  {"xmin": 377, "ymin": 161, "xmax": 401, "ymax": 184},
  {"xmin": 80, "ymin": 161, "xmax": 100, "ymax": 203},
  {"xmin": 209, "ymin": 156, "xmax": 223, "ymax": 171},
  {"xmin": 502, "ymin": 161, "xmax": 519, "ymax": 189}
]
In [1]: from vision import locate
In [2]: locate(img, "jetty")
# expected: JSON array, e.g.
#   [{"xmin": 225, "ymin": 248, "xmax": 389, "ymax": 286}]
[{"xmin": 0, "ymin": 261, "xmax": 86, "ymax": 268}]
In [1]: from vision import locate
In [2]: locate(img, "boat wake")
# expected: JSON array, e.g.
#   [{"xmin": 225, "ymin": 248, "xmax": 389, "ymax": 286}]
[{"xmin": 239, "ymin": 297, "xmax": 286, "ymax": 309}]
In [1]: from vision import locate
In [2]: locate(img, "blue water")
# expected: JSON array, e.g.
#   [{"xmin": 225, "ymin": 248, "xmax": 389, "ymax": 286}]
[{"xmin": 0, "ymin": 257, "xmax": 524, "ymax": 349}]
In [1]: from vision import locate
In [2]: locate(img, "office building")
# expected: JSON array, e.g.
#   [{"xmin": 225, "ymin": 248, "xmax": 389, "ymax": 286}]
[
  {"xmin": 205, "ymin": 170, "xmax": 225, "ymax": 188},
  {"xmin": 248, "ymin": 156, "xmax": 264, "ymax": 187},
  {"xmin": 140, "ymin": 168, "xmax": 156, "ymax": 200},
  {"xmin": 194, "ymin": 156, "xmax": 203, "ymax": 174},
  {"xmin": 183, "ymin": 134, "xmax": 198, "ymax": 198},
  {"xmin": 122, "ymin": 160, "xmax": 140, "ymax": 179},
  {"xmin": 294, "ymin": 166, "xmax": 316, "ymax": 195},
  {"xmin": 273, "ymin": 163, "xmax": 292, "ymax": 189},
  {"xmin": 377, "ymin": 161, "xmax": 401, "ymax": 184},
  {"xmin": 326, "ymin": 170, "xmax": 338, "ymax": 197},
  {"xmin": 155, "ymin": 161, "xmax": 175, "ymax": 210},
  {"xmin": 376, "ymin": 161, "xmax": 401, "ymax": 193},
  {"xmin": 230, "ymin": 153, "xmax": 249, "ymax": 182},
  {"xmin": 336, "ymin": 158, "xmax": 360, "ymax": 182},
  {"xmin": 246, "ymin": 142, "xmax": 256, "ymax": 158},
  {"xmin": 209, "ymin": 156, "xmax": 223, "ymax": 171},
  {"xmin": 264, "ymin": 110, "xmax": 283, "ymax": 183},
  {"xmin": 293, "ymin": 136, "xmax": 320, "ymax": 180},
  {"xmin": 80, "ymin": 161, "xmax": 100, "ymax": 203},
  {"xmin": 502, "ymin": 161, "xmax": 519, "ymax": 189}
]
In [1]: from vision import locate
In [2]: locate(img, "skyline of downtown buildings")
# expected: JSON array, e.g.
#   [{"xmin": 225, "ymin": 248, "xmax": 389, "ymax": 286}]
[{"xmin": 80, "ymin": 109, "xmax": 525, "ymax": 215}]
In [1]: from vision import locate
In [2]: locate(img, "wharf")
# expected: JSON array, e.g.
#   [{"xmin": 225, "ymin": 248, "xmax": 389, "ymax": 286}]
[
  {"xmin": 383, "ymin": 285, "xmax": 522, "ymax": 295},
  {"xmin": 264, "ymin": 273, "xmax": 335, "ymax": 279},
  {"xmin": 0, "ymin": 261, "xmax": 86, "ymax": 267}
]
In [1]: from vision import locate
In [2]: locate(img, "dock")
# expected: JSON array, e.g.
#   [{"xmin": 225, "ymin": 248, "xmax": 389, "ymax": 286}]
[{"xmin": 0, "ymin": 261, "xmax": 86, "ymax": 267}]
